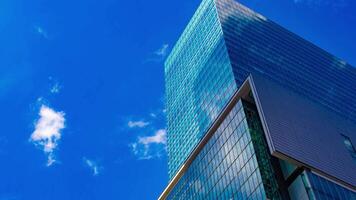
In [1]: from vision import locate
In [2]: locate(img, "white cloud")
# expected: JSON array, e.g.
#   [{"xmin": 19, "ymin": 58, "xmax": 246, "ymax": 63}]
[
  {"xmin": 50, "ymin": 83, "xmax": 61, "ymax": 94},
  {"xmin": 128, "ymin": 120, "xmax": 150, "ymax": 128},
  {"xmin": 83, "ymin": 157, "xmax": 101, "ymax": 176},
  {"xmin": 138, "ymin": 129, "xmax": 167, "ymax": 145},
  {"xmin": 30, "ymin": 105, "xmax": 65, "ymax": 166},
  {"xmin": 37, "ymin": 97, "xmax": 44, "ymax": 102},
  {"xmin": 130, "ymin": 129, "xmax": 167, "ymax": 160},
  {"xmin": 144, "ymin": 44, "xmax": 170, "ymax": 63},
  {"xmin": 34, "ymin": 26, "xmax": 49, "ymax": 39},
  {"xmin": 155, "ymin": 44, "xmax": 169, "ymax": 57}
]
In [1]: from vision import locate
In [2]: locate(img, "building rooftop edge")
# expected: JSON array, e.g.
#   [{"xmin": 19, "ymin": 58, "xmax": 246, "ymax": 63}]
[{"xmin": 159, "ymin": 74, "xmax": 356, "ymax": 199}]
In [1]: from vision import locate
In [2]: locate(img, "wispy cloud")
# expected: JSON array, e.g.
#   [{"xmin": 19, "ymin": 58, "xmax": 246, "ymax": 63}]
[
  {"xmin": 144, "ymin": 43, "xmax": 170, "ymax": 63},
  {"xmin": 34, "ymin": 25, "xmax": 49, "ymax": 39},
  {"xmin": 138, "ymin": 129, "xmax": 167, "ymax": 145},
  {"xmin": 128, "ymin": 120, "xmax": 150, "ymax": 128},
  {"xmin": 126, "ymin": 102, "xmax": 167, "ymax": 160},
  {"xmin": 130, "ymin": 129, "xmax": 167, "ymax": 160},
  {"xmin": 83, "ymin": 157, "xmax": 102, "ymax": 176},
  {"xmin": 154, "ymin": 44, "xmax": 169, "ymax": 57},
  {"xmin": 30, "ymin": 105, "xmax": 65, "ymax": 166},
  {"xmin": 50, "ymin": 83, "xmax": 61, "ymax": 94},
  {"xmin": 48, "ymin": 77, "xmax": 62, "ymax": 94}
]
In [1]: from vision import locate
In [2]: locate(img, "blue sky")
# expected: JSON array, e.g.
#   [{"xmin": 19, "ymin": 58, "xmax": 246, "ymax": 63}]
[{"xmin": 0, "ymin": 0, "xmax": 355, "ymax": 199}]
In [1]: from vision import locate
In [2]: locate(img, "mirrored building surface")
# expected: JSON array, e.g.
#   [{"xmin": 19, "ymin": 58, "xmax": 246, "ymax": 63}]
[{"xmin": 162, "ymin": 0, "xmax": 356, "ymax": 199}]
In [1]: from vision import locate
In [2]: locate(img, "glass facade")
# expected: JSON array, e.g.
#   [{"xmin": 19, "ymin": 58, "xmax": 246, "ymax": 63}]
[
  {"xmin": 215, "ymin": 0, "xmax": 356, "ymax": 125},
  {"xmin": 165, "ymin": 0, "xmax": 356, "ymax": 179},
  {"xmin": 288, "ymin": 171, "xmax": 356, "ymax": 200},
  {"xmin": 305, "ymin": 172, "xmax": 356, "ymax": 200},
  {"xmin": 165, "ymin": 0, "xmax": 236, "ymax": 178},
  {"xmin": 165, "ymin": 100, "xmax": 282, "ymax": 200},
  {"xmin": 164, "ymin": 0, "xmax": 356, "ymax": 198}
]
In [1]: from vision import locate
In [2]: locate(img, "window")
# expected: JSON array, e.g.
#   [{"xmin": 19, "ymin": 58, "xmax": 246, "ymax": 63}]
[{"xmin": 341, "ymin": 134, "xmax": 356, "ymax": 163}]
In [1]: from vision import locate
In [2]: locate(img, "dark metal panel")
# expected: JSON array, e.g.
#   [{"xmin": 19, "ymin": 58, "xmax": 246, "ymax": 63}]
[{"xmin": 250, "ymin": 73, "xmax": 356, "ymax": 189}]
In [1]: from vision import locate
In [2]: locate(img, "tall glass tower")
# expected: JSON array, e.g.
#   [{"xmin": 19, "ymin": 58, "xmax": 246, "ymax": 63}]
[
  {"xmin": 165, "ymin": 0, "xmax": 237, "ymax": 179},
  {"xmin": 162, "ymin": 0, "xmax": 356, "ymax": 199}
]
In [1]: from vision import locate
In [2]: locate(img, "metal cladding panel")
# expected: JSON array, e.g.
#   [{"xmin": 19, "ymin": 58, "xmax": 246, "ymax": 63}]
[
  {"xmin": 165, "ymin": 0, "xmax": 356, "ymax": 185},
  {"xmin": 215, "ymin": 0, "xmax": 356, "ymax": 125},
  {"xmin": 250, "ymin": 73, "xmax": 356, "ymax": 189}
]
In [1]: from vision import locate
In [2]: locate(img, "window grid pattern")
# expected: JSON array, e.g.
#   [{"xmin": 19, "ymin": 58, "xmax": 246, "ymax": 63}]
[
  {"xmin": 303, "ymin": 171, "xmax": 356, "ymax": 200},
  {"xmin": 165, "ymin": 0, "xmax": 356, "ymax": 195},
  {"xmin": 166, "ymin": 100, "xmax": 281, "ymax": 200},
  {"xmin": 244, "ymin": 101, "xmax": 281, "ymax": 199},
  {"xmin": 165, "ymin": 0, "xmax": 237, "ymax": 178},
  {"xmin": 215, "ymin": 0, "xmax": 356, "ymax": 124}
]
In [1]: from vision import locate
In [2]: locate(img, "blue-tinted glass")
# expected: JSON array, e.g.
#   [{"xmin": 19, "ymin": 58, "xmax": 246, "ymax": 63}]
[
  {"xmin": 164, "ymin": 0, "xmax": 356, "ymax": 198},
  {"xmin": 164, "ymin": 100, "xmax": 281, "ymax": 199},
  {"xmin": 165, "ymin": 0, "xmax": 237, "ymax": 178},
  {"xmin": 306, "ymin": 171, "xmax": 356, "ymax": 200},
  {"xmin": 215, "ymin": 0, "xmax": 356, "ymax": 126}
]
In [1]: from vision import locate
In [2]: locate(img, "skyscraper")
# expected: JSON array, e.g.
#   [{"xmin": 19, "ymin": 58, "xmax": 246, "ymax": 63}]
[{"xmin": 161, "ymin": 0, "xmax": 356, "ymax": 199}]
